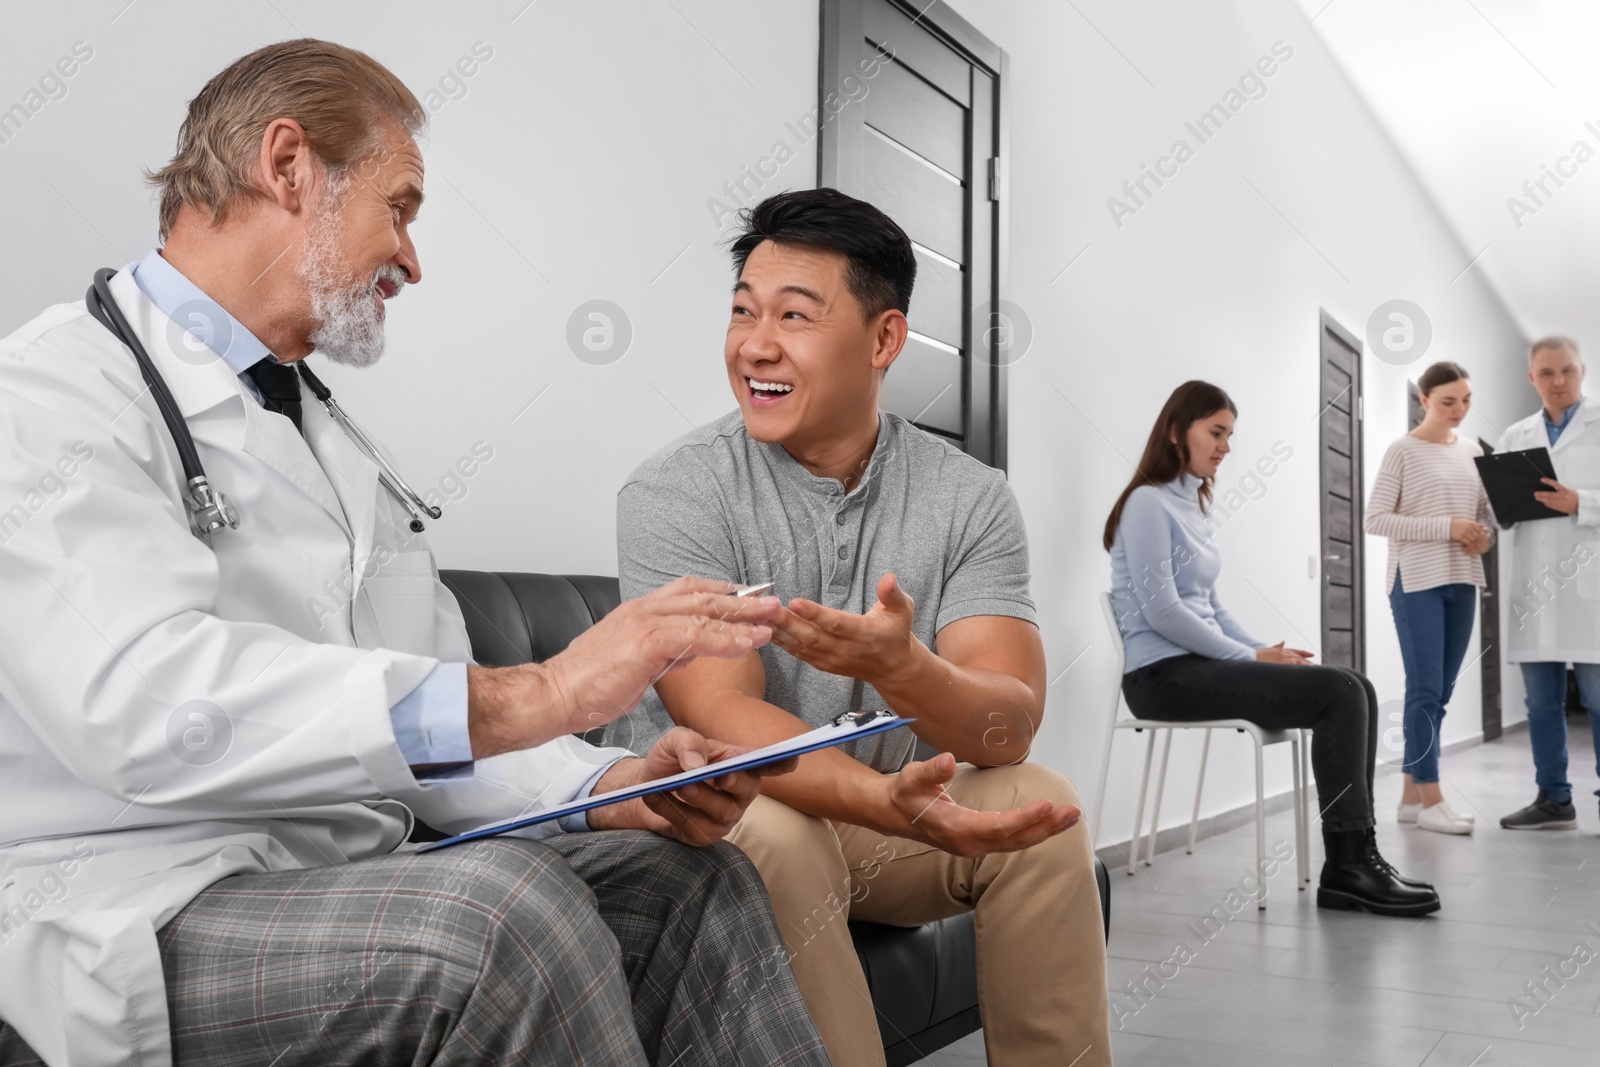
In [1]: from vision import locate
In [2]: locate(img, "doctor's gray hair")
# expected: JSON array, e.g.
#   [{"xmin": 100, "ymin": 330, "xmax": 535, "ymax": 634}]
[
  {"xmin": 146, "ymin": 39, "xmax": 426, "ymax": 240},
  {"xmin": 1529, "ymin": 335, "xmax": 1580, "ymax": 363}
]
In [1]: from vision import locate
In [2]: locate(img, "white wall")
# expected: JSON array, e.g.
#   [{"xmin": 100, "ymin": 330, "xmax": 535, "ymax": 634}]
[
  {"xmin": 1, "ymin": 1, "xmax": 1536, "ymax": 847},
  {"xmin": 0, "ymin": 0, "xmax": 818, "ymax": 575},
  {"xmin": 939, "ymin": 0, "xmax": 1532, "ymax": 847}
]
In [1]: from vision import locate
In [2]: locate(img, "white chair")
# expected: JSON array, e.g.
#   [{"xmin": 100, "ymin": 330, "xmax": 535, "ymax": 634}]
[{"xmin": 1091, "ymin": 592, "xmax": 1311, "ymax": 907}]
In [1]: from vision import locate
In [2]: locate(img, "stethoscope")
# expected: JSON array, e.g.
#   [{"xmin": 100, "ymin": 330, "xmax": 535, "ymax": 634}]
[{"xmin": 85, "ymin": 268, "xmax": 442, "ymax": 537}]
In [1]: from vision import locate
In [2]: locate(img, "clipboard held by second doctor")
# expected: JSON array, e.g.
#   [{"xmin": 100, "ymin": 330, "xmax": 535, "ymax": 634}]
[{"xmin": 1474, "ymin": 446, "xmax": 1565, "ymax": 525}]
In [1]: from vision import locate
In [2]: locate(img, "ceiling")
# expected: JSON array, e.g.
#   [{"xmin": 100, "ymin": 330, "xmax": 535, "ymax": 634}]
[{"xmin": 1301, "ymin": 0, "xmax": 1600, "ymax": 347}]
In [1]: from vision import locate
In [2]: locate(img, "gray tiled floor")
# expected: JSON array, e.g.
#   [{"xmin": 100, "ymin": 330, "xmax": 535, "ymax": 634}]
[{"xmin": 911, "ymin": 718, "xmax": 1600, "ymax": 1066}]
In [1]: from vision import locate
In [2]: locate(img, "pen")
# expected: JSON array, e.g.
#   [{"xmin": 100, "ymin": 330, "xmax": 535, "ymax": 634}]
[{"xmin": 735, "ymin": 581, "xmax": 774, "ymax": 597}]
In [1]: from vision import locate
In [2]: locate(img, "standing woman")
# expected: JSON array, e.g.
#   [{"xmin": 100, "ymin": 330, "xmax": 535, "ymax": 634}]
[
  {"xmin": 1365, "ymin": 361, "xmax": 1493, "ymax": 836},
  {"xmin": 1108, "ymin": 380, "xmax": 1439, "ymax": 916}
]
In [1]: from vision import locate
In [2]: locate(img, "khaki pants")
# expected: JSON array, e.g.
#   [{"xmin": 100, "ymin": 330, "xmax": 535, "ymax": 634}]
[{"xmin": 727, "ymin": 763, "xmax": 1111, "ymax": 1067}]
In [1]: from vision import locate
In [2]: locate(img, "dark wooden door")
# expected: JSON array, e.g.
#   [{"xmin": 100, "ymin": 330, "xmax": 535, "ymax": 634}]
[
  {"xmin": 821, "ymin": 0, "xmax": 1008, "ymax": 467},
  {"xmin": 1319, "ymin": 311, "xmax": 1365, "ymax": 670},
  {"xmin": 1478, "ymin": 437, "xmax": 1503, "ymax": 740}
]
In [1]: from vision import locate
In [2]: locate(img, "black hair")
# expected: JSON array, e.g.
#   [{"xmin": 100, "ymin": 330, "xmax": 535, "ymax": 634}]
[{"xmin": 729, "ymin": 188, "xmax": 917, "ymax": 318}]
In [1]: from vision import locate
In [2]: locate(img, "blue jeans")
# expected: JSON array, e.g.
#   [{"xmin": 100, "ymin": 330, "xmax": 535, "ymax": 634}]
[
  {"xmin": 1521, "ymin": 661, "xmax": 1600, "ymax": 803},
  {"xmin": 1388, "ymin": 572, "xmax": 1477, "ymax": 784}
]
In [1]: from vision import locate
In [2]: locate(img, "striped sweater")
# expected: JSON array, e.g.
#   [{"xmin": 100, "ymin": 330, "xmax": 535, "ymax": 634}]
[{"xmin": 1364, "ymin": 434, "xmax": 1493, "ymax": 593}]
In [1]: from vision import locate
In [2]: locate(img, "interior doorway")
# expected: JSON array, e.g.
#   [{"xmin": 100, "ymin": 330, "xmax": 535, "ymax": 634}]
[
  {"xmin": 1478, "ymin": 437, "xmax": 1503, "ymax": 740},
  {"xmin": 820, "ymin": 0, "xmax": 1010, "ymax": 467},
  {"xmin": 1319, "ymin": 311, "xmax": 1365, "ymax": 670}
]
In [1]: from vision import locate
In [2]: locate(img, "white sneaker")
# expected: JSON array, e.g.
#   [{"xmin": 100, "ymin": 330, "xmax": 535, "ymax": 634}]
[
  {"xmin": 1440, "ymin": 800, "xmax": 1476, "ymax": 825},
  {"xmin": 1417, "ymin": 802, "xmax": 1474, "ymax": 835},
  {"xmin": 1400, "ymin": 800, "xmax": 1475, "ymax": 824}
]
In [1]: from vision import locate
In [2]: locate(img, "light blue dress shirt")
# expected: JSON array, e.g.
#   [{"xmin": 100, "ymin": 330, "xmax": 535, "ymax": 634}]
[
  {"xmin": 1546, "ymin": 401, "xmax": 1580, "ymax": 445},
  {"xmin": 127, "ymin": 251, "xmax": 612, "ymax": 827},
  {"xmin": 1109, "ymin": 474, "xmax": 1265, "ymax": 672}
]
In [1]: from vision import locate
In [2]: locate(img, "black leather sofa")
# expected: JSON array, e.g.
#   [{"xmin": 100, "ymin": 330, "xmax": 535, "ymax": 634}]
[{"xmin": 437, "ymin": 570, "xmax": 1110, "ymax": 1066}]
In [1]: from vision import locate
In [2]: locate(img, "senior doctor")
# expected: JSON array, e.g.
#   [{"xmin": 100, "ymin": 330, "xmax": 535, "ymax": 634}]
[
  {"xmin": 1494, "ymin": 335, "xmax": 1600, "ymax": 832},
  {"xmin": 0, "ymin": 39, "xmax": 826, "ymax": 1067}
]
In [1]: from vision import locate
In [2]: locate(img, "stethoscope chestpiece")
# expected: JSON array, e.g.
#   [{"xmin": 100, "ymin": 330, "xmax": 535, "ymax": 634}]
[{"xmin": 187, "ymin": 476, "xmax": 240, "ymax": 535}]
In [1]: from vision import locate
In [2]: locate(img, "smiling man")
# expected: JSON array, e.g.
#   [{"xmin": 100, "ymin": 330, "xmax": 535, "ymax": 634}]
[{"xmin": 612, "ymin": 189, "xmax": 1111, "ymax": 1067}]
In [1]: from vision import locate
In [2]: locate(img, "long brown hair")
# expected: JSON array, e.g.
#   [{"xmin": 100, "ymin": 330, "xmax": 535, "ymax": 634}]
[{"xmin": 1102, "ymin": 380, "xmax": 1238, "ymax": 551}]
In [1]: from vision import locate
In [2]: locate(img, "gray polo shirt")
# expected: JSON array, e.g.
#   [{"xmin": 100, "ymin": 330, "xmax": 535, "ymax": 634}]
[{"xmin": 611, "ymin": 409, "xmax": 1036, "ymax": 773}]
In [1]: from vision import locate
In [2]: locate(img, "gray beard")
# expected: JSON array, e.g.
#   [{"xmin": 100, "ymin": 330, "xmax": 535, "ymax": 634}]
[{"xmin": 299, "ymin": 183, "xmax": 405, "ymax": 368}]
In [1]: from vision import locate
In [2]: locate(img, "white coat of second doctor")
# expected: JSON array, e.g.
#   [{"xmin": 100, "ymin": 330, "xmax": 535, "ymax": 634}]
[
  {"xmin": 0, "ymin": 268, "xmax": 631, "ymax": 1067},
  {"xmin": 1496, "ymin": 394, "xmax": 1600, "ymax": 662}
]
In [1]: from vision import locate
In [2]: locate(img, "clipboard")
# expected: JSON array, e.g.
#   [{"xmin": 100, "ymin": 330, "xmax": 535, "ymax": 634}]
[
  {"xmin": 1474, "ymin": 447, "xmax": 1565, "ymax": 525},
  {"xmin": 416, "ymin": 710, "xmax": 914, "ymax": 851}
]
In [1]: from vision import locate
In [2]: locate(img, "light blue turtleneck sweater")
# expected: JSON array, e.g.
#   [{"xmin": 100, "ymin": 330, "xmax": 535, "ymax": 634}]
[{"xmin": 1109, "ymin": 474, "xmax": 1263, "ymax": 672}]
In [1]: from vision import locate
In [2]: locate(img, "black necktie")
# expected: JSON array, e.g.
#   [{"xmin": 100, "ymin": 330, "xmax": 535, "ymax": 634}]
[{"xmin": 244, "ymin": 358, "xmax": 302, "ymax": 433}]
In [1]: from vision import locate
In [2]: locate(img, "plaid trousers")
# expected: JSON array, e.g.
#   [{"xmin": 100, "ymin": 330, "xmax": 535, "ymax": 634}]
[{"xmin": 0, "ymin": 832, "xmax": 829, "ymax": 1067}]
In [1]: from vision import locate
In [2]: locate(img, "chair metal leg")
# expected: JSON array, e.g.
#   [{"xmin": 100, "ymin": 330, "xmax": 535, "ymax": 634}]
[
  {"xmin": 1093, "ymin": 711, "xmax": 1118, "ymax": 832},
  {"xmin": 1145, "ymin": 731, "xmax": 1173, "ymax": 866},
  {"xmin": 1130, "ymin": 730, "xmax": 1156, "ymax": 877},
  {"xmin": 1301, "ymin": 728, "xmax": 1313, "ymax": 885},
  {"xmin": 1254, "ymin": 739, "xmax": 1267, "ymax": 909},
  {"xmin": 1291, "ymin": 733, "xmax": 1305, "ymax": 891},
  {"xmin": 1188, "ymin": 729, "xmax": 1211, "ymax": 854}
]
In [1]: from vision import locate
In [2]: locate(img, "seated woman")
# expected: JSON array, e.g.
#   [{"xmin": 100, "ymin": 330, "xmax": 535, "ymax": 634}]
[{"xmin": 1104, "ymin": 380, "xmax": 1439, "ymax": 917}]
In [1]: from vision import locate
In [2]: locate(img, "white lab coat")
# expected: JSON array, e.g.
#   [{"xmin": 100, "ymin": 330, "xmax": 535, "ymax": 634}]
[
  {"xmin": 1494, "ymin": 395, "xmax": 1600, "ymax": 663},
  {"xmin": 0, "ymin": 269, "xmax": 630, "ymax": 1067}
]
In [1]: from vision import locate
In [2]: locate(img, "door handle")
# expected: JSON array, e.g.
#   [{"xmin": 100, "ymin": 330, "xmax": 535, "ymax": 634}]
[{"xmin": 1324, "ymin": 553, "xmax": 1343, "ymax": 561}]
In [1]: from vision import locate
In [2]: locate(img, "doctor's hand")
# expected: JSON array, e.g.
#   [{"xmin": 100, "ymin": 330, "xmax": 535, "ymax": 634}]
[
  {"xmin": 467, "ymin": 578, "xmax": 781, "ymax": 760},
  {"xmin": 1534, "ymin": 477, "xmax": 1580, "ymax": 516},
  {"xmin": 881, "ymin": 751, "xmax": 1079, "ymax": 859},
  {"xmin": 586, "ymin": 727, "xmax": 799, "ymax": 845},
  {"xmin": 772, "ymin": 572, "xmax": 919, "ymax": 686}
]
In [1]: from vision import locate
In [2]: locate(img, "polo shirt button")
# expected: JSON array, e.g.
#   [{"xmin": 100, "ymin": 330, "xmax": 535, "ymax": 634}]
[
  {"xmin": 835, "ymin": 512, "xmax": 846, "ymax": 525},
  {"xmin": 837, "ymin": 544, "xmax": 849, "ymax": 559}
]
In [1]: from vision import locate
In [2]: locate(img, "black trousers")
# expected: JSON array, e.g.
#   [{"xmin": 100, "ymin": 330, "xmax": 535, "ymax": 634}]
[{"xmin": 1122, "ymin": 654, "xmax": 1378, "ymax": 833}]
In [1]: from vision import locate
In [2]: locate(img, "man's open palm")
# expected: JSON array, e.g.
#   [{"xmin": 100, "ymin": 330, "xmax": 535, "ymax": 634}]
[
  {"xmin": 772, "ymin": 572, "xmax": 919, "ymax": 682},
  {"xmin": 890, "ymin": 751, "xmax": 1079, "ymax": 858}
]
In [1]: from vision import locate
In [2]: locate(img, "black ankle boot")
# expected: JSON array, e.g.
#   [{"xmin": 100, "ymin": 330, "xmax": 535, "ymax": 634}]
[
  {"xmin": 1363, "ymin": 829, "xmax": 1434, "ymax": 891},
  {"xmin": 1318, "ymin": 828, "xmax": 1440, "ymax": 917}
]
